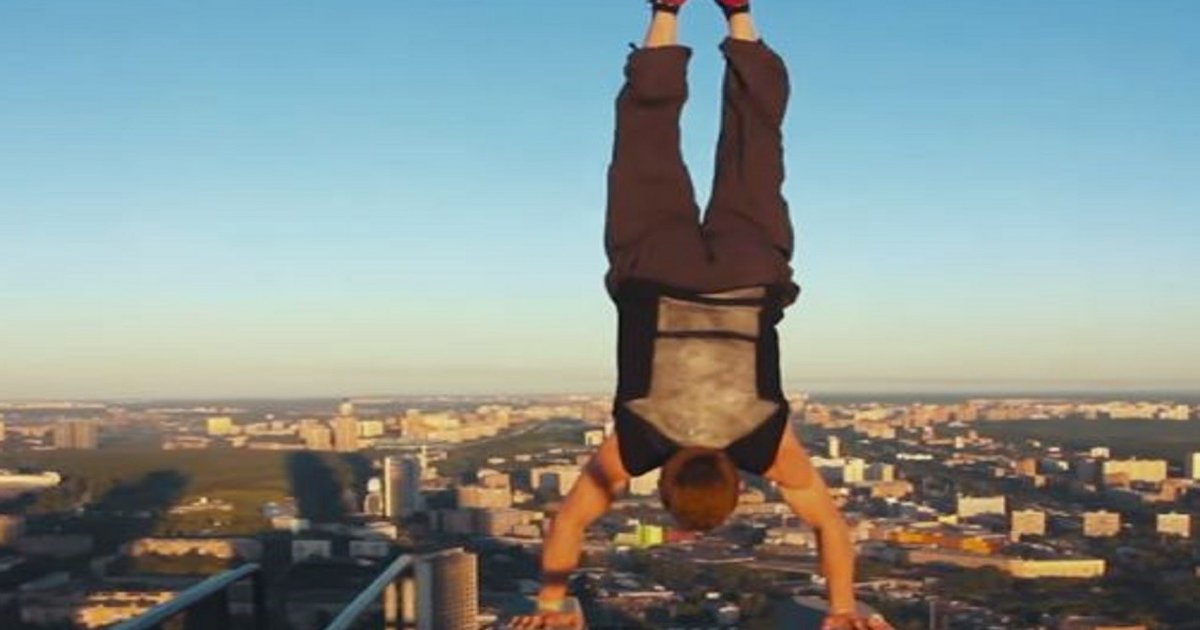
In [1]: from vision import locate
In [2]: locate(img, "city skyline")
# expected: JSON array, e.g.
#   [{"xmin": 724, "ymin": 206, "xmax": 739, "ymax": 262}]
[
  {"xmin": 1, "ymin": 393, "xmax": 1197, "ymax": 627},
  {"xmin": 3, "ymin": 1, "xmax": 1198, "ymax": 398}
]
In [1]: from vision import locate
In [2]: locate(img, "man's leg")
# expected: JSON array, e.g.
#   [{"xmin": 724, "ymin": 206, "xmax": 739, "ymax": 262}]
[
  {"xmin": 605, "ymin": 9, "xmax": 709, "ymax": 296},
  {"xmin": 701, "ymin": 11, "xmax": 795, "ymax": 286}
]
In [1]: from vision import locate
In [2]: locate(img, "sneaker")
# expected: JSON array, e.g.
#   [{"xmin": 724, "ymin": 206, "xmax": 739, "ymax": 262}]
[
  {"xmin": 650, "ymin": 0, "xmax": 688, "ymax": 13},
  {"xmin": 715, "ymin": 0, "xmax": 750, "ymax": 15}
]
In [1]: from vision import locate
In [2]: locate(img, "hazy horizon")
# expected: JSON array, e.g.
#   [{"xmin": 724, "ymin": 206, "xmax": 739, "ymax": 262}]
[{"xmin": 3, "ymin": 379, "xmax": 1199, "ymax": 405}]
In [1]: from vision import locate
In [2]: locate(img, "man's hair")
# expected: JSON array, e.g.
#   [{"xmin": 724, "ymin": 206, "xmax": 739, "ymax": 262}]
[{"xmin": 659, "ymin": 447, "xmax": 740, "ymax": 532}]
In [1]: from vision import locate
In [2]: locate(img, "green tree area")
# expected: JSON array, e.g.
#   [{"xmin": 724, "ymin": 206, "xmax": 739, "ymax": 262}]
[
  {"xmin": 436, "ymin": 421, "xmax": 588, "ymax": 478},
  {"xmin": 972, "ymin": 419, "xmax": 1200, "ymax": 463},
  {"xmin": 0, "ymin": 449, "xmax": 362, "ymax": 536}
]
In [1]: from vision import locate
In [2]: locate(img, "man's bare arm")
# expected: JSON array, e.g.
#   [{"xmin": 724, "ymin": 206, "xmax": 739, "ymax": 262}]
[
  {"xmin": 763, "ymin": 428, "xmax": 858, "ymax": 615},
  {"xmin": 538, "ymin": 433, "xmax": 631, "ymax": 604}
]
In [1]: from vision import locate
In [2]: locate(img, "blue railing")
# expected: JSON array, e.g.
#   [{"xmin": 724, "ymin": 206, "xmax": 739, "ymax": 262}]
[
  {"xmin": 111, "ymin": 562, "xmax": 266, "ymax": 630},
  {"xmin": 323, "ymin": 554, "xmax": 417, "ymax": 630}
]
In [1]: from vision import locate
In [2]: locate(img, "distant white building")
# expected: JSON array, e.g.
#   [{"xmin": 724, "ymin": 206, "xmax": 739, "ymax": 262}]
[
  {"xmin": 843, "ymin": 459, "xmax": 866, "ymax": 484},
  {"xmin": 206, "ymin": 416, "xmax": 234, "ymax": 436},
  {"xmin": 583, "ymin": 429, "xmax": 605, "ymax": 447},
  {"xmin": 1010, "ymin": 510, "xmax": 1046, "ymax": 539},
  {"xmin": 1186, "ymin": 452, "xmax": 1200, "ymax": 481},
  {"xmin": 957, "ymin": 495, "xmax": 1006, "ymax": 519},
  {"xmin": 811, "ymin": 457, "xmax": 868, "ymax": 486},
  {"xmin": 1162, "ymin": 404, "xmax": 1191, "ymax": 421},
  {"xmin": 628, "ymin": 467, "xmax": 662, "ymax": 497},
  {"xmin": 349, "ymin": 540, "xmax": 390, "ymax": 559},
  {"xmin": 291, "ymin": 539, "xmax": 332, "ymax": 562},
  {"xmin": 358, "ymin": 420, "xmax": 385, "ymax": 439},
  {"xmin": 1157, "ymin": 513, "xmax": 1192, "ymax": 539},
  {"xmin": 865, "ymin": 463, "xmax": 895, "ymax": 483},
  {"xmin": 1102, "ymin": 458, "xmax": 1168, "ymax": 484},
  {"xmin": 456, "ymin": 485, "xmax": 511, "ymax": 510},
  {"xmin": 1082, "ymin": 511, "xmax": 1121, "ymax": 538},
  {"xmin": 530, "ymin": 465, "xmax": 582, "ymax": 497}
]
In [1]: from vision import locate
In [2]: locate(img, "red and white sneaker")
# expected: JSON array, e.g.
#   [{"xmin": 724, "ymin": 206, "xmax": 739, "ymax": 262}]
[
  {"xmin": 650, "ymin": 0, "xmax": 688, "ymax": 13},
  {"xmin": 715, "ymin": 0, "xmax": 750, "ymax": 15}
]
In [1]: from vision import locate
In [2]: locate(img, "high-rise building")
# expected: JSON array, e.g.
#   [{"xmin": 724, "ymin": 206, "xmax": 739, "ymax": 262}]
[
  {"xmin": 827, "ymin": 436, "xmax": 841, "ymax": 459},
  {"xmin": 332, "ymin": 398, "xmax": 360, "ymax": 452},
  {"xmin": 334, "ymin": 416, "xmax": 359, "ymax": 453},
  {"xmin": 416, "ymin": 548, "xmax": 478, "ymax": 630},
  {"xmin": 53, "ymin": 420, "xmax": 98, "ymax": 450},
  {"xmin": 1010, "ymin": 510, "xmax": 1046, "ymax": 540},
  {"xmin": 1083, "ymin": 511, "xmax": 1121, "ymax": 538},
  {"xmin": 417, "ymin": 445, "xmax": 433, "ymax": 481},
  {"xmin": 205, "ymin": 416, "xmax": 234, "ymax": 436},
  {"xmin": 1186, "ymin": 452, "xmax": 1200, "ymax": 480},
  {"xmin": 384, "ymin": 456, "xmax": 424, "ymax": 520}
]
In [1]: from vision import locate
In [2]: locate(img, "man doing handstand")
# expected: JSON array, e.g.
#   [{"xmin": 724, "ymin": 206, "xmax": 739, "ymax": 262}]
[{"xmin": 513, "ymin": 2, "xmax": 892, "ymax": 629}]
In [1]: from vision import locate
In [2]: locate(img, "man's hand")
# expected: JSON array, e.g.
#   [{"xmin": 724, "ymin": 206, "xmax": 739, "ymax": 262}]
[
  {"xmin": 821, "ymin": 612, "xmax": 894, "ymax": 630},
  {"xmin": 506, "ymin": 610, "xmax": 584, "ymax": 630}
]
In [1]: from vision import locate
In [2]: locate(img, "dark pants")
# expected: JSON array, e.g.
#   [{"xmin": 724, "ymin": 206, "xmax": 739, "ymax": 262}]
[{"xmin": 604, "ymin": 38, "xmax": 797, "ymax": 302}]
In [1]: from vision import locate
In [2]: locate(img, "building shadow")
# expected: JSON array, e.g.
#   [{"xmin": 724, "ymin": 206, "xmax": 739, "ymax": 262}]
[
  {"xmin": 286, "ymin": 452, "xmax": 346, "ymax": 523},
  {"xmin": 337, "ymin": 452, "xmax": 374, "ymax": 509},
  {"xmin": 89, "ymin": 469, "xmax": 190, "ymax": 553}
]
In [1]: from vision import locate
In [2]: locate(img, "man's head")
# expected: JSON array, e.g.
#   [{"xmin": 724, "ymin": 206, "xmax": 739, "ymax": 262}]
[{"xmin": 659, "ymin": 447, "xmax": 740, "ymax": 531}]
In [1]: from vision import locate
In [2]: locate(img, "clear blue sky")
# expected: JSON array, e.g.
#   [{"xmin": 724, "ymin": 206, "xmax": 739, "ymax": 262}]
[{"xmin": 2, "ymin": 1, "xmax": 1197, "ymax": 399}]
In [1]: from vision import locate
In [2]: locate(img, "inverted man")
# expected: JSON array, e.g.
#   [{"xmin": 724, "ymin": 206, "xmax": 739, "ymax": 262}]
[{"xmin": 513, "ymin": 2, "xmax": 892, "ymax": 629}]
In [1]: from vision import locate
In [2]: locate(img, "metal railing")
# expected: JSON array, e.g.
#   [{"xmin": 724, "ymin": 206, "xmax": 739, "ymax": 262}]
[
  {"xmin": 111, "ymin": 562, "xmax": 266, "ymax": 630},
  {"xmin": 323, "ymin": 554, "xmax": 417, "ymax": 630}
]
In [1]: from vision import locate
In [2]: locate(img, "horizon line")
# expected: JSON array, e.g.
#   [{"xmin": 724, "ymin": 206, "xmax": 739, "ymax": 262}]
[{"xmin": 2, "ymin": 380, "xmax": 1199, "ymax": 405}]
